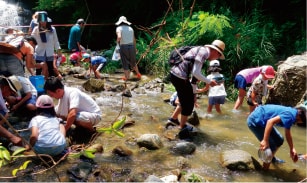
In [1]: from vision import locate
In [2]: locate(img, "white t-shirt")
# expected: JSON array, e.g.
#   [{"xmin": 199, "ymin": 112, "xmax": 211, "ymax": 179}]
[
  {"xmin": 55, "ymin": 86, "xmax": 101, "ymax": 117},
  {"xmin": 28, "ymin": 115, "xmax": 66, "ymax": 147},
  {"xmin": 17, "ymin": 76, "xmax": 37, "ymax": 96},
  {"xmin": 116, "ymin": 25, "xmax": 134, "ymax": 45},
  {"xmin": 207, "ymin": 72, "xmax": 227, "ymax": 97}
]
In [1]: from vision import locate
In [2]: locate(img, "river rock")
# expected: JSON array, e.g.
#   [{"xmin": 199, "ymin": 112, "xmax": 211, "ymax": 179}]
[
  {"xmin": 136, "ymin": 134, "xmax": 163, "ymax": 150},
  {"xmin": 266, "ymin": 54, "xmax": 307, "ymax": 106},
  {"xmin": 220, "ymin": 149, "xmax": 254, "ymax": 170},
  {"xmin": 82, "ymin": 78, "xmax": 105, "ymax": 92},
  {"xmin": 112, "ymin": 145, "xmax": 133, "ymax": 157},
  {"xmin": 67, "ymin": 161, "xmax": 93, "ymax": 181},
  {"xmin": 170, "ymin": 141, "xmax": 196, "ymax": 155},
  {"xmin": 187, "ymin": 110, "xmax": 200, "ymax": 126}
]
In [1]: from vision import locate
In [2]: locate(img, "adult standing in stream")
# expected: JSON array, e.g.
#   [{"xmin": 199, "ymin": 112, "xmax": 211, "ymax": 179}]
[{"xmin": 169, "ymin": 40, "xmax": 226, "ymax": 140}]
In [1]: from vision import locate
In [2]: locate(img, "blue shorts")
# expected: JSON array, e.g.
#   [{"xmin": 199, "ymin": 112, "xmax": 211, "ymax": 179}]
[
  {"xmin": 234, "ymin": 75, "xmax": 247, "ymax": 90},
  {"xmin": 208, "ymin": 96, "xmax": 226, "ymax": 105},
  {"xmin": 25, "ymin": 95, "xmax": 37, "ymax": 106},
  {"xmin": 247, "ymin": 115, "xmax": 284, "ymax": 152},
  {"xmin": 0, "ymin": 110, "xmax": 7, "ymax": 116},
  {"xmin": 33, "ymin": 143, "xmax": 66, "ymax": 156}
]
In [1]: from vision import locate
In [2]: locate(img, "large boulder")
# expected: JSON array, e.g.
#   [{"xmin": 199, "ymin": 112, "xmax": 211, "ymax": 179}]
[{"xmin": 266, "ymin": 54, "xmax": 307, "ymax": 106}]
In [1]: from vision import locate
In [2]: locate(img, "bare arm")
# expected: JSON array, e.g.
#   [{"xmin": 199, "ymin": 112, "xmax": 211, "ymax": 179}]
[
  {"xmin": 65, "ymin": 108, "xmax": 78, "ymax": 131},
  {"xmin": 260, "ymin": 116, "xmax": 281, "ymax": 150},
  {"xmin": 29, "ymin": 126, "xmax": 39, "ymax": 147},
  {"xmin": 285, "ymin": 128, "xmax": 298, "ymax": 162}
]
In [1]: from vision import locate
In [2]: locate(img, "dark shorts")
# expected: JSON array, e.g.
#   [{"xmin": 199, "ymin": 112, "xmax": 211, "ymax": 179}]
[
  {"xmin": 234, "ymin": 74, "xmax": 247, "ymax": 90},
  {"xmin": 208, "ymin": 96, "xmax": 226, "ymax": 105}
]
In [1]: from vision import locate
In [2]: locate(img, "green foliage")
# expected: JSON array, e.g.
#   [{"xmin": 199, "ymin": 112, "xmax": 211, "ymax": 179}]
[
  {"xmin": 96, "ymin": 116, "xmax": 126, "ymax": 137},
  {"xmin": 34, "ymin": 0, "xmax": 76, "ymax": 10},
  {"xmin": 12, "ymin": 160, "xmax": 31, "ymax": 176},
  {"xmin": 68, "ymin": 148, "xmax": 96, "ymax": 159}
]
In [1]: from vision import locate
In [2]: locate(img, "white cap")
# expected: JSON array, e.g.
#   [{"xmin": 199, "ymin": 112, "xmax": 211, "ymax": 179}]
[{"xmin": 209, "ymin": 60, "xmax": 220, "ymax": 66}]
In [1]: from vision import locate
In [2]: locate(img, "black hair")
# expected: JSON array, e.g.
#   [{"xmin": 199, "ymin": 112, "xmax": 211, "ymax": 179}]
[
  {"xmin": 24, "ymin": 35, "xmax": 37, "ymax": 45},
  {"xmin": 44, "ymin": 76, "xmax": 64, "ymax": 92},
  {"xmin": 296, "ymin": 106, "xmax": 306, "ymax": 127},
  {"xmin": 36, "ymin": 107, "xmax": 56, "ymax": 117},
  {"xmin": 207, "ymin": 66, "xmax": 222, "ymax": 74}
]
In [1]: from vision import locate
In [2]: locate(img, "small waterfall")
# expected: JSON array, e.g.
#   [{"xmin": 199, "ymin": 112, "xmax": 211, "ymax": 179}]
[{"xmin": 0, "ymin": 0, "xmax": 32, "ymax": 40}]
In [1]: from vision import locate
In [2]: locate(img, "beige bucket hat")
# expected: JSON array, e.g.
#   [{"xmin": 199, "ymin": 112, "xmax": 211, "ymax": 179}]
[
  {"xmin": 0, "ymin": 75, "xmax": 22, "ymax": 93},
  {"xmin": 205, "ymin": 40, "xmax": 225, "ymax": 60}
]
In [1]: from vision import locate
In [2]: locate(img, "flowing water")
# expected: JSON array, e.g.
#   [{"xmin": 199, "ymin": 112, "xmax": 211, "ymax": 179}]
[
  {"xmin": 0, "ymin": 1, "xmax": 306, "ymax": 181},
  {"xmin": 1, "ymin": 74, "xmax": 305, "ymax": 182}
]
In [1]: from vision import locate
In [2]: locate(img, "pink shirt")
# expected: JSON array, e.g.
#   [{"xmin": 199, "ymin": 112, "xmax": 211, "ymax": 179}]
[{"xmin": 237, "ymin": 67, "xmax": 263, "ymax": 84}]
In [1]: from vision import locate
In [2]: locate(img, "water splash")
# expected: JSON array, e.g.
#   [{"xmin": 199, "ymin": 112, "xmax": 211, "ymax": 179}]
[{"xmin": 0, "ymin": 0, "xmax": 31, "ymax": 39}]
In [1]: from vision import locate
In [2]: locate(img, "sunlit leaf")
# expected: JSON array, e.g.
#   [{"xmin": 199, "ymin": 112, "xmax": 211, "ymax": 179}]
[
  {"xmin": 2, "ymin": 149, "xmax": 10, "ymax": 161},
  {"xmin": 112, "ymin": 116, "xmax": 126, "ymax": 130},
  {"xmin": 96, "ymin": 127, "xmax": 112, "ymax": 133},
  {"xmin": 113, "ymin": 130, "xmax": 125, "ymax": 137},
  {"xmin": 12, "ymin": 168, "xmax": 18, "ymax": 176},
  {"xmin": 83, "ymin": 151, "xmax": 95, "ymax": 159},
  {"xmin": 84, "ymin": 148, "xmax": 96, "ymax": 154},
  {"xmin": 12, "ymin": 147, "xmax": 27, "ymax": 156},
  {"xmin": 68, "ymin": 152, "xmax": 81, "ymax": 158},
  {"xmin": 21, "ymin": 160, "xmax": 31, "ymax": 169}
]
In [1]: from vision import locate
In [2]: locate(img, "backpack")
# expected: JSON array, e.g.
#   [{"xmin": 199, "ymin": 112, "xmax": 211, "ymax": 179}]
[
  {"xmin": 0, "ymin": 35, "xmax": 24, "ymax": 55},
  {"xmin": 168, "ymin": 46, "xmax": 194, "ymax": 66}
]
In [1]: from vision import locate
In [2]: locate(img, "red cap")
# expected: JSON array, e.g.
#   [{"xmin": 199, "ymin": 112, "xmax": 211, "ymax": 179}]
[{"xmin": 262, "ymin": 66, "xmax": 275, "ymax": 79}]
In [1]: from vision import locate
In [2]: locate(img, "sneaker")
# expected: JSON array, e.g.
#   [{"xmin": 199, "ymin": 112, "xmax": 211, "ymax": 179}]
[
  {"xmin": 167, "ymin": 118, "xmax": 180, "ymax": 125},
  {"xmin": 178, "ymin": 125, "xmax": 194, "ymax": 141},
  {"xmin": 136, "ymin": 73, "xmax": 142, "ymax": 79},
  {"xmin": 272, "ymin": 157, "xmax": 285, "ymax": 164},
  {"xmin": 122, "ymin": 77, "xmax": 127, "ymax": 81}
]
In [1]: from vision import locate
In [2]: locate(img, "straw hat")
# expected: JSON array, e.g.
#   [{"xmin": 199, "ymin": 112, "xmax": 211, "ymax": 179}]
[
  {"xmin": 0, "ymin": 75, "xmax": 22, "ymax": 93},
  {"xmin": 205, "ymin": 40, "xmax": 225, "ymax": 60},
  {"xmin": 115, "ymin": 16, "xmax": 131, "ymax": 25}
]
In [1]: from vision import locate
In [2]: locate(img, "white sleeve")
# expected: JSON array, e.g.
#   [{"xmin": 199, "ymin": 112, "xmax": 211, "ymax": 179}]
[{"xmin": 191, "ymin": 60, "xmax": 211, "ymax": 84}]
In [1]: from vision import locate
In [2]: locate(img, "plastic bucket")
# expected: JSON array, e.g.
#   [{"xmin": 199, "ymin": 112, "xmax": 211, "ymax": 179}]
[{"xmin": 29, "ymin": 75, "xmax": 45, "ymax": 94}]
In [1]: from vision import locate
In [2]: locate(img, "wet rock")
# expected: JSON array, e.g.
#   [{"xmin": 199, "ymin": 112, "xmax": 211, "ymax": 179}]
[
  {"xmin": 187, "ymin": 110, "xmax": 200, "ymax": 126},
  {"xmin": 176, "ymin": 157, "xmax": 191, "ymax": 169},
  {"xmin": 112, "ymin": 146, "xmax": 133, "ymax": 157},
  {"xmin": 67, "ymin": 161, "xmax": 93, "ymax": 181},
  {"xmin": 171, "ymin": 141, "xmax": 196, "ymax": 155},
  {"xmin": 88, "ymin": 143, "xmax": 104, "ymax": 153},
  {"xmin": 220, "ymin": 149, "xmax": 254, "ymax": 171},
  {"xmin": 136, "ymin": 134, "xmax": 163, "ymax": 150},
  {"xmin": 144, "ymin": 175, "xmax": 163, "ymax": 182},
  {"xmin": 82, "ymin": 78, "xmax": 105, "ymax": 93},
  {"xmin": 122, "ymin": 89, "xmax": 132, "ymax": 97},
  {"xmin": 266, "ymin": 54, "xmax": 307, "ymax": 106}
]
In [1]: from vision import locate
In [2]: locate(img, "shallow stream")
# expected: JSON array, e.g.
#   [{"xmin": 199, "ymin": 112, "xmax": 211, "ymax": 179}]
[{"xmin": 1, "ymin": 74, "xmax": 306, "ymax": 182}]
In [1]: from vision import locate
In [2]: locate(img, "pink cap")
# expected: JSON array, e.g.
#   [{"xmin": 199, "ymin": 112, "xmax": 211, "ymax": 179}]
[
  {"xmin": 262, "ymin": 66, "xmax": 275, "ymax": 79},
  {"xmin": 69, "ymin": 52, "xmax": 80, "ymax": 61},
  {"xmin": 36, "ymin": 95, "xmax": 54, "ymax": 108}
]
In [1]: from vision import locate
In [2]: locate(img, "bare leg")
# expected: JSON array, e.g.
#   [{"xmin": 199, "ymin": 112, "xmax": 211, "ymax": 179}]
[
  {"xmin": 170, "ymin": 105, "xmax": 181, "ymax": 120},
  {"xmin": 233, "ymin": 88, "xmax": 246, "ymax": 110},
  {"xmin": 215, "ymin": 104, "xmax": 222, "ymax": 114},
  {"xmin": 179, "ymin": 115, "xmax": 188, "ymax": 129},
  {"xmin": 74, "ymin": 121, "xmax": 95, "ymax": 132},
  {"xmin": 207, "ymin": 105, "xmax": 213, "ymax": 113},
  {"xmin": 123, "ymin": 70, "xmax": 130, "ymax": 80}
]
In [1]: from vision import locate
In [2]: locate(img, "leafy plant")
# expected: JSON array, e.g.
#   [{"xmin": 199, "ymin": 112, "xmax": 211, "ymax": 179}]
[
  {"xmin": 96, "ymin": 116, "xmax": 126, "ymax": 137},
  {"xmin": 68, "ymin": 148, "xmax": 96, "ymax": 159},
  {"xmin": 11, "ymin": 160, "xmax": 31, "ymax": 176}
]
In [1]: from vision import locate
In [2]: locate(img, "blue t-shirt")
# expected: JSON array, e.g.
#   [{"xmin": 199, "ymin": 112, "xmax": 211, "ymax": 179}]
[
  {"xmin": 91, "ymin": 56, "xmax": 107, "ymax": 65},
  {"xmin": 68, "ymin": 24, "xmax": 81, "ymax": 51},
  {"xmin": 249, "ymin": 104, "xmax": 297, "ymax": 129}
]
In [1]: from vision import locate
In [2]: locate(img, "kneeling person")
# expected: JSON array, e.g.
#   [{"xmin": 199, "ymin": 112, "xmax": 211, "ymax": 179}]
[
  {"xmin": 44, "ymin": 76, "xmax": 102, "ymax": 132},
  {"xmin": 29, "ymin": 95, "xmax": 66, "ymax": 156},
  {"xmin": 82, "ymin": 53, "xmax": 108, "ymax": 79}
]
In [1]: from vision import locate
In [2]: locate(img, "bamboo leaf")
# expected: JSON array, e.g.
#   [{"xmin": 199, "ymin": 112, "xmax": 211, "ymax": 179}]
[
  {"xmin": 2, "ymin": 149, "xmax": 10, "ymax": 161},
  {"xmin": 12, "ymin": 168, "xmax": 18, "ymax": 176},
  {"xmin": 21, "ymin": 160, "xmax": 31, "ymax": 169},
  {"xmin": 96, "ymin": 127, "xmax": 112, "ymax": 133},
  {"xmin": 83, "ymin": 151, "xmax": 95, "ymax": 159},
  {"xmin": 12, "ymin": 147, "xmax": 27, "ymax": 156},
  {"xmin": 112, "ymin": 116, "xmax": 126, "ymax": 130},
  {"xmin": 113, "ymin": 130, "xmax": 125, "ymax": 137}
]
